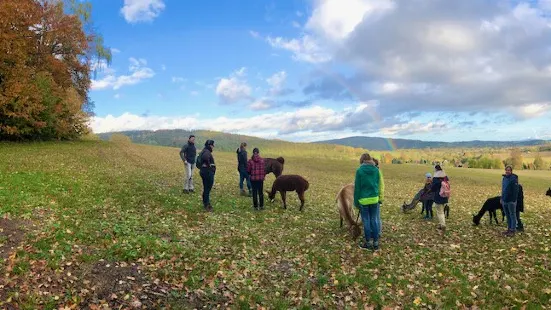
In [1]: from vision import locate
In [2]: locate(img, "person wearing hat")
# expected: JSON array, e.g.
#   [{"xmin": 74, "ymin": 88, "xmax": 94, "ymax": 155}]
[
  {"xmin": 420, "ymin": 172, "xmax": 434, "ymax": 219},
  {"xmin": 430, "ymin": 164, "xmax": 449, "ymax": 231},
  {"xmin": 247, "ymin": 147, "xmax": 266, "ymax": 210},
  {"xmin": 179, "ymin": 135, "xmax": 196, "ymax": 194},
  {"xmin": 199, "ymin": 140, "xmax": 216, "ymax": 212}
]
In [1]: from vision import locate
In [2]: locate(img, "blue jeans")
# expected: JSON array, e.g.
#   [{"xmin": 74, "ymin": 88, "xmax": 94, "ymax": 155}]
[
  {"xmin": 360, "ymin": 203, "xmax": 381, "ymax": 245},
  {"xmin": 239, "ymin": 169, "xmax": 251, "ymax": 191},
  {"xmin": 503, "ymin": 202, "xmax": 517, "ymax": 232}
]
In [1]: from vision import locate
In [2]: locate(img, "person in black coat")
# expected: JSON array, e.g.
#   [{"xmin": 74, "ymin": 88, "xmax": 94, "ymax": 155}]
[
  {"xmin": 199, "ymin": 140, "xmax": 216, "ymax": 212},
  {"xmin": 179, "ymin": 135, "xmax": 196, "ymax": 193},
  {"xmin": 431, "ymin": 165, "xmax": 449, "ymax": 232},
  {"xmin": 236, "ymin": 142, "xmax": 252, "ymax": 196}
]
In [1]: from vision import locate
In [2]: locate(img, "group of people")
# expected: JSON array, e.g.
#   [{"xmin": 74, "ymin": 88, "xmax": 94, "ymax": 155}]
[
  {"xmin": 179, "ymin": 136, "xmax": 268, "ymax": 212},
  {"xmin": 180, "ymin": 136, "xmax": 524, "ymax": 250}
]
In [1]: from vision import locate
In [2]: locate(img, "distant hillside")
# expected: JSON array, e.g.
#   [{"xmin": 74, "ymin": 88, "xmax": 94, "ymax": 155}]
[
  {"xmin": 316, "ymin": 136, "xmax": 550, "ymax": 151},
  {"xmin": 97, "ymin": 130, "xmax": 370, "ymax": 159}
]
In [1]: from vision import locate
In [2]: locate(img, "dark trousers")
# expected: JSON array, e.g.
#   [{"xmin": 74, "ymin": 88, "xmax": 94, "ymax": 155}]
[
  {"xmin": 200, "ymin": 168, "xmax": 215, "ymax": 207},
  {"xmin": 239, "ymin": 169, "xmax": 252, "ymax": 191},
  {"xmin": 251, "ymin": 180, "xmax": 264, "ymax": 209},
  {"xmin": 423, "ymin": 200, "xmax": 434, "ymax": 218}
]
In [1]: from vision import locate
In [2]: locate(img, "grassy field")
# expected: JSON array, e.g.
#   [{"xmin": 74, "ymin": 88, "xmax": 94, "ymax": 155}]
[{"xmin": 1, "ymin": 141, "xmax": 551, "ymax": 309}]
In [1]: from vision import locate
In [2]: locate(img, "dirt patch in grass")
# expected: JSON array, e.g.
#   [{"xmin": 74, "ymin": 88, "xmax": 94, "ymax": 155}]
[{"xmin": 0, "ymin": 218, "xmax": 27, "ymax": 260}]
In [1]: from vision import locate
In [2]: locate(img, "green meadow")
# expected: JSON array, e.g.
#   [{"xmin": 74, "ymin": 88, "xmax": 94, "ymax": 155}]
[{"xmin": 1, "ymin": 140, "xmax": 551, "ymax": 309}]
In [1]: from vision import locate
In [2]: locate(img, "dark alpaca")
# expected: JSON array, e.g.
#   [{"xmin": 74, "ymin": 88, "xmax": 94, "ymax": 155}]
[
  {"xmin": 473, "ymin": 184, "xmax": 524, "ymax": 226},
  {"xmin": 267, "ymin": 175, "xmax": 309, "ymax": 211},
  {"xmin": 546, "ymin": 187, "xmax": 551, "ymax": 197},
  {"xmin": 336, "ymin": 183, "xmax": 361, "ymax": 240},
  {"xmin": 265, "ymin": 157, "xmax": 285, "ymax": 177},
  {"xmin": 472, "ymin": 196, "xmax": 504, "ymax": 225}
]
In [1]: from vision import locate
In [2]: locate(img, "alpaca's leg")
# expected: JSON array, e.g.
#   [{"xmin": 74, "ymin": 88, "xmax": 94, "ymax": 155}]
[
  {"xmin": 340, "ymin": 216, "xmax": 343, "ymax": 228},
  {"xmin": 298, "ymin": 191, "xmax": 305, "ymax": 211},
  {"xmin": 280, "ymin": 191, "xmax": 287, "ymax": 209}
]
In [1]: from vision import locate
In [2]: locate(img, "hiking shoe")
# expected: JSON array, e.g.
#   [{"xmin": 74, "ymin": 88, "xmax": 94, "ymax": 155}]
[
  {"xmin": 183, "ymin": 189, "xmax": 189, "ymax": 194},
  {"xmin": 505, "ymin": 230, "xmax": 516, "ymax": 237},
  {"xmin": 359, "ymin": 242, "xmax": 373, "ymax": 250},
  {"xmin": 373, "ymin": 244, "xmax": 380, "ymax": 251},
  {"xmin": 189, "ymin": 189, "xmax": 195, "ymax": 193},
  {"xmin": 517, "ymin": 226, "xmax": 524, "ymax": 232},
  {"xmin": 204, "ymin": 204, "xmax": 213, "ymax": 212}
]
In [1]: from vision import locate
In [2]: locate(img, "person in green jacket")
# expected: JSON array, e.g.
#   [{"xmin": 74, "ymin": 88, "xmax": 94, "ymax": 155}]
[{"xmin": 354, "ymin": 153, "xmax": 385, "ymax": 251}]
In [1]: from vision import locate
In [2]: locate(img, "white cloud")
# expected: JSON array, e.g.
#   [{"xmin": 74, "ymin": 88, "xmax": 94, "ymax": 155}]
[
  {"xmin": 114, "ymin": 94, "xmax": 121, "ymax": 99},
  {"xmin": 291, "ymin": 21, "xmax": 301, "ymax": 28},
  {"xmin": 516, "ymin": 103, "xmax": 551, "ymax": 119},
  {"xmin": 171, "ymin": 76, "xmax": 185, "ymax": 83},
  {"xmin": 379, "ymin": 121, "xmax": 449, "ymax": 136},
  {"xmin": 266, "ymin": 35, "xmax": 331, "ymax": 63},
  {"xmin": 215, "ymin": 68, "xmax": 252, "ymax": 104},
  {"xmin": 266, "ymin": 71, "xmax": 288, "ymax": 96},
  {"xmin": 250, "ymin": 99, "xmax": 273, "ymax": 111},
  {"xmin": 91, "ymin": 57, "xmax": 155, "ymax": 90},
  {"xmin": 249, "ymin": 30, "xmax": 260, "ymax": 38},
  {"xmin": 91, "ymin": 102, "xmax": 393, "ymax": 140},
  {"xmin": 121, "ymin": 0, "xmax": 165, "ymax": 23},
  {"xmin": 111, "ymin": 48, "xmax": 121, "ymax": 54},
  {"xmin": 161, "ymin": 64, "xmax": 166, "ymax": 71},
  {"xmin": 270, "ymin": 0, "xmax": 551, "ymax": 120}
]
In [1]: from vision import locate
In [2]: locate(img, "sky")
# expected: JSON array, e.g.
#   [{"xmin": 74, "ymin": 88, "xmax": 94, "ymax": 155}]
[{"xmin": 89, "ymin": 0, "xmax": 551, "ymax": 142}]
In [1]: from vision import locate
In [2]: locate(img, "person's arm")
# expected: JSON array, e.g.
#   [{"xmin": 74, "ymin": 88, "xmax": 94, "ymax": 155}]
[
  {"xmin": 354, "ymin": 169, "xmax": 361, "ymax": 208},
  {"xmin": 378, "ymin": 170, "xmax": 385, "ymax": 204},
  {"xmin": 179, "ymin": 145, "xmax": 187, "ymax": 162}
]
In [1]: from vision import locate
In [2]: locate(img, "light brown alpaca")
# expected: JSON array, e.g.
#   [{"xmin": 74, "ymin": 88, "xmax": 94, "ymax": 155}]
[{"xmin": 336, "ymin": 183, "xmax": 361, "ymax": 240}]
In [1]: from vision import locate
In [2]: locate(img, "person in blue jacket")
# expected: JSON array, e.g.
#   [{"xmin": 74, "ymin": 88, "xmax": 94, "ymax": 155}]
[{"xmin": 501, "ymin": 165, "xmax": 519, "ymax": 237}]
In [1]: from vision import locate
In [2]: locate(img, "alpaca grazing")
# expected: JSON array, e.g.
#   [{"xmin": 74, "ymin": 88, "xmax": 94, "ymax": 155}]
[
  {"xmin": 336, "ymin": 184, "xmax": 361, "ymax": 240},
  {"xmin": 473, "ymin": 184, "xmax": 524, "ymax": 226},
  {"xmin": 472, "ymin": 196, "xmax": 504, "ymax": 225},
  {"xmin": 267, "ymin": 175, "xmax": 309, "ymax": 211},
  {"xmin": 265, "ymin": 157, "xmax": 285, "ymax": 177},
  {"xmin": 547, "ymin": 187, "xmax": 551, "ymax": 197}
]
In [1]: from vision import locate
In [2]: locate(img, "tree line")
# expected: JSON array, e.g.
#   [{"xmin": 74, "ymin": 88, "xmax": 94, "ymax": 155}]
[{"xmin": 0, "ymin": 0, "xmax": 110, "ymax": 141}]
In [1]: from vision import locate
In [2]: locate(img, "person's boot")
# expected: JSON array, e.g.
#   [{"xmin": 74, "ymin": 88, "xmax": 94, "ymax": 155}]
[{"xmin": 240, "ymin": 189, "xmax": 247, "ymax": 196}]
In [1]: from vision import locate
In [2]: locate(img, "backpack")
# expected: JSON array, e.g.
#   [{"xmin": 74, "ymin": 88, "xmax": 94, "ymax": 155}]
[
  {"xmin": 439, "ymin": 180, "xmax": 451, "ymax": 198},
  {"xmin": 196, "ymin": 150, "xmax": 204, "ymax": 169}
]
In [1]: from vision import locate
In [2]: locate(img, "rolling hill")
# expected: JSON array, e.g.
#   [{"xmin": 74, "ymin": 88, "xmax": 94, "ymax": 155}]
[{"xmin": 315, "ymin": 136, "xmax": 550, "ymax": 151}]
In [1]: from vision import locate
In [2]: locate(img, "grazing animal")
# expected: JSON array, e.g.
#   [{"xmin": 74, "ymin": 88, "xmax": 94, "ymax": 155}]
[
  {"xmin": 546, "ymin": 187, "xmax": 551, "ymax": 197},
  {"xmin": 267, "ymin": 175, "xmax": 309, "ymax": 211},
  {"xmin": 336, "ymin": 184, "xmax": 361, "ymax": 240},
  {"xmin": 472, "ymin": 196, "xmax": 504, "ymax": 225},
  {"xmin": 444, "ymin": 204, "xmax": 450, "ymax": 219},
  {"xmin": 265, "ymin": 157, "xmax": 285, "ymax": 177},
  {"xmin": 473, "ymin": 184, "xmax": 524, "ymax": 226}
]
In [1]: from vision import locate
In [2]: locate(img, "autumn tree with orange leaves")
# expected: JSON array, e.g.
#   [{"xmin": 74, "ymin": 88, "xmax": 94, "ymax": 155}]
[{"xmin": 0, "ymin": 0, "xmax": 111, "ymax": 140}]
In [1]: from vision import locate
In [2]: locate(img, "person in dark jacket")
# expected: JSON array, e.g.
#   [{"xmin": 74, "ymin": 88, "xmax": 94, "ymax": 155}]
[
  {"xmin": 247, "ymin": 148, "xmax": 266, "ymax": 210},
  {"xmin": 236, "ymin": 142, "xmax": 252, "ymax": 196},
  {"xmin": 431, "ymin": 165, "xmax": 449, "ymax": 232},
  {"xmin": 501, "ymin": 165, "xmax": 519, "ymax": 236},
  {"xmin": 354, "ymin": 153, "xmax": 384, "ymax": 251},
  {"xmin": 420, "ymin": 173, "xmax": 434, "ymax": 219},
  {"xmin": 199, "ymin": 140, "xmax": 216, "ymax": 212},
  {"xmin": 179, "ymin": 135, "xmax": 196, "ymax": 193}
]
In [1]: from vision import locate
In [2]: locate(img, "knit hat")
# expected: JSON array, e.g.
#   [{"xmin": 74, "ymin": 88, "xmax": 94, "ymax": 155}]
[
  {"xmin": 434, "ymin": 164, "xmax": 442, "ymax": 171},
  {"xmin": 425, "ymin": 172, "xmax": 432, "ymax": 178},
  {"xmin": 253, "ymin": 147, "xmax": 259, "ymax": 154}
]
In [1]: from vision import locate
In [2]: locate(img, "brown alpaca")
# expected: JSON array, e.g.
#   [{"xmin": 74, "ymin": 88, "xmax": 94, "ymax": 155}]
[
  {"xmin": 267, "ymin": 174, "xmax": 309, "ymax": 211},
  {"xmin": 265, "ymin": 157, "xmax": 285, "ymax": 177},
  {"xmin": 336, "ymin": 183, "xmax": 361, "ymax": 240}
]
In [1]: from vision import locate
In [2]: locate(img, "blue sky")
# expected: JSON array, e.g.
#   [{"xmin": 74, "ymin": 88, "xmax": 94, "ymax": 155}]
[{"xmin": 89, "ymin": 0, "xmax": 551, "ymax": 142}]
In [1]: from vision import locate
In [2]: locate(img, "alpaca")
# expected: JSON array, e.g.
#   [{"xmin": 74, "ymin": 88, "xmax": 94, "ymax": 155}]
[
  {"xmin": 473, "ymin": 184, "xmax": 524, "ymax": 226},
  {"xmin": 265, "ymin": 157, "xmax": 285, "ymax": 178},
  {"xmin": 336, "ymin": 183, "xmax": 361, "ymax": 240},
  {"xmin": 267, "ymin": 175, "xmax": 309, "ymax": 211},
  {"xmin": 546, "ymin": 187, "xmax": 551, "ymax": 197},
  {"xmin": 472, "ymin": 196, "xmax": 504, "ymax": 225}
]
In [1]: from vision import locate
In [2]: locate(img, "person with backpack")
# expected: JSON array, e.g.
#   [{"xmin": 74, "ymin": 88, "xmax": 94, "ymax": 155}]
[
  {"xmin": 236, "ymin": 142, "xmax": 252, "ymax": 197},
  {"xmin": 431, "ymin": 165, "xmax": 449, "ymax": 232},
  {"xmin": 198, "ymin": 140, "xmax": 216, "ymax": 212},
  {"xmin": 179, "ymin": 135, "xmax": 196, "ymax": 194},
  {"xmin": 501, "ymin": 165, "xmax": 519, "ymax": 237},
  {"xmin": 420, "ymin": 173, "xmax": 434, "ymax": 220},
  {"xmin": 354, "ymin": 153, "xmax": 384, "ymax": 251},
  {"xmin": 247, "ymin": 148, "xmax": 266, "ymax": 210}
]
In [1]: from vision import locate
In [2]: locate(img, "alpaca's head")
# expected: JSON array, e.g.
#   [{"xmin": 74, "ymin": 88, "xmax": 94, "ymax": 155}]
[
  {"xmin": 546, "ymin": 187, "xmax": 551, "ymax": 197},
  {"xmin": 472, "ymin": 214, "xmax": 481, "ymax": 226},
  {"xmin": 266, "ymin": 190, "xmax": 276, "ymax": 201}
]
